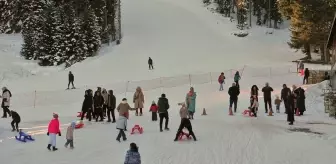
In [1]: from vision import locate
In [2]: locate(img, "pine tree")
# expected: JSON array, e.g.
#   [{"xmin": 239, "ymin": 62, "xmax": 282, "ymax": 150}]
[
  {"xmin": 237, "ymin": 0, "xmax": 247, "ymax": 30},
  {"xmin": 106, "ymin": 0, "xmax": 117, "ymax": 41},
  {"xmin": 252, "ymin": 0, "xmax": 262, "ymax": 25},
  {"xmin": 270, "ymin": 0, "xmax": 282, "ymax": 28},
  {"xmin": 277, "ymin": 0, "xmax": 293, "ymax": 20},
  {"xmin": 90, "ymin": 0, "xmax": 106, "ymax": 39},
  {"xmin": 82, "ymin": 7, "xmax": 101, "ymax": 56}
]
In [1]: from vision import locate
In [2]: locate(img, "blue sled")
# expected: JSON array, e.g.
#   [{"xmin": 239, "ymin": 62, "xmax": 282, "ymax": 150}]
[{"xmin": 15, "ymin": 131, "xmax": 35, "ymax": 142}]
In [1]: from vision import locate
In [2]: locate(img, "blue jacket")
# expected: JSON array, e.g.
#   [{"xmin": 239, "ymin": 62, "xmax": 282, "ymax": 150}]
[
  {"xmin": 186, "ymin": 92, "xmax": 197, "ymax": 113},
  {"xmin": 124, "ymin": 150, "xmax": 141, "ymax": 164}
]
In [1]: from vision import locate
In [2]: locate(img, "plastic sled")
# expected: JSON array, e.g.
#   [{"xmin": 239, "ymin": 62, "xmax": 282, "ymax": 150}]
[
  {"xmin": 15, "ymin": 131, "xmax": 35, "ymax": 142},
  {"xmin": 75, "ymin": 121, "xmax": 84, "ymax": 129},
  {"xmin": 242, "ymin": 109, "xmax": 254, "ymax": 117},
  {"xmin": 77, "ymin": 112, "xmax": 86, "ymax": 118},
  {"xmin": 178, "ymin": 130, "xmax": 192, "ymax": 140},
  {"xmin": 131, "ymin": 125, "xmax": 143, "ymax": 134}
]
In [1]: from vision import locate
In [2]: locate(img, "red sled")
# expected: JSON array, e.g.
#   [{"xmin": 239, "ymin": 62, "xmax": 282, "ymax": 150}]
[
  {"xmin": 178, "ymin": 130, "xmax": 192, "ymax": 140},
  {"xmin": 77, "ymin": 112, "xmax": 85, "ymax": 118},
  {"xmin": 75, "ymin": 121, "xmax": 84, "ymax": 129},
  {"xmin": 242, "ymin": 109, "xmax": 254, "ymax": 117},
  {"xmin": 131, "ymin": 125, "xmax": 143, "ymax": 134}
]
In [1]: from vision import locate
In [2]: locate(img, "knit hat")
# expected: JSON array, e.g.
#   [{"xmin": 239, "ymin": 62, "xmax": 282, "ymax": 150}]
[
  {"xmin": 152, "ymin": 100, "xmax": 156, "ymax": 104},
  {"xmin": 122, "ymin": 98, "xmax": 127, "ymax": 101},
  {"xmin": 53, "ymin": 113, "xmax": 58, "ymax": 118}
]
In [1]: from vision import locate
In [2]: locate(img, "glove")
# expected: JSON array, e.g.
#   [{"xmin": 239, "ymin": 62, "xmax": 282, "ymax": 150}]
[
  {"xmin": 47, "ymin": 132, "xmax": 49, "ymax": 136},
  {"xmin": 58, "ymin": 132, "xmax": 61, "ymax": 136}
]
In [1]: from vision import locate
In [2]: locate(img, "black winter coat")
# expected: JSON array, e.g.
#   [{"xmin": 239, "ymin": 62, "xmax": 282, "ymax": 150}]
[
  {"xmin": 262, "ymin": 86, "xmax": 273, "ymax": 100},
  {"xmin": 82, "ymin": 95, "xmax": 93, "ymax": 111},
  {"xmin": 11, "ymin": 111, "xmax": 21, "ymax": 122},
  {"xmin": 158, "ymin": 97, "xmax": 169, "ymax": 113},
  {"xmin": 94, "ymin": 95, "xmax": 104, "ymax": 108},
  {"xmin": 287, "ymin": 94, "xmax": 295, "ymax": 122},
  {"xmin": 294, "ymin": 88, "xmax": 306, "ymax": 112},
  {"xmin": 69, "ymin": 73, "xmax": 74, "ymax": 82},
  {"xmin": 304, "ymin": 69, "xmax": 310, "ymax": 78},
  {"xmin": 108, "ymin": 91, "xmax": 116, "ymax": 109},
  {"xmin": 148, "ymin": 58, "xmax": 153, "ymax": 65},
  {"xmin": 228, "ymin": 86, "xmax": 240, "ymax": 100},
  {"xmin": 281, "ymin": 87, "xmax": 291, "ymax": 100}
]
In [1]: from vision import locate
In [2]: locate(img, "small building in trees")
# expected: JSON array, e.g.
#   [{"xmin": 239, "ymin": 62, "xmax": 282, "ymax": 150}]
[{"xmin": 327, "ymin": 13, "xmax": 336, "ymax": 89}]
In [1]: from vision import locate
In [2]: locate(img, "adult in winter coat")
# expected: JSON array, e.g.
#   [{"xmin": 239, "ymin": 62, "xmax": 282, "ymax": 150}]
[
  {"xmin": 133, "ymin": 87, "xmax": 144, "ymax": 116},
  {"xmin": 250, "ymin": 85, "xmax": 259, "ymax": 107},
  {"xmin": 1, "ymin": 87, "xmax": 11, "ymax": 118},
  {"xmin": 261, "ymin": 82, "xmax": 273, "ymax": 113},
  {"xmin": 218, "ymin": 72, "xmax": 226, "ymax": 91},
  {"xmin": 286, "ymin": 92, "xmax": 295, "ymax": 125},
  {"xmin": 68, "ymin": 71, "xmax": 75, "ymax": 89},
  {"xmin": 228, "ymin": 83, "xmax": 240, "ymax": 113},
  {"xmin": 102, "ymin": 89, "xmax": 109, "ymax": 117},
  {"xmin": 124, "ymin": 143, "xmax": 141, "ymax": 164},
  {"xmin": 303, "ymin": 68, "xmax": 310, "ymax": 84},
  {"xmin": 47, "ymin": 113, "xmax": 61, "ymax": 151},
  {"xmin": 281, "ymin": 84, "xmax": 291, "ymax": 114},
  {"xmin": 148, "ymin": 57, "xmax": 154, "ymax": 70},
  {"xmin": 234, "ymin": 71, "xmax": 241, "ymax": 88},
  {"xmin": 10, "ymin": 110, "xmax": 20, "ymax": 132},
  {"xmin": 158, "ymin": 94, "xmax": 170, "ymax": 132},
  {"xmin": 81, "ymin": 89, "xmax": 93, "ymax": 121},
  {"xmin": 186, "ymin": 87, "xmax": 196, "ymax": 119},
  {"xmin": 107, "ymin": 90, "xmax": 116, "ymax": 122},
  {"xmin": 294, "ymin": 87, "xmax": 306, "ymax": 115},
  {"xmin": 94, "ymin": 91, "xmax": 105, "ymax": 122},
  {"xmin": 174, "ymin": 103, "xmax": 197, "ymax": 141}
]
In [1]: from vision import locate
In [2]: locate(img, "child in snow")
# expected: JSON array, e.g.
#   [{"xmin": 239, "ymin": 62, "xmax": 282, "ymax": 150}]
[
  {"xmin": 116, "ymin": 98, "xmax": 130, "ymax": 142},
  {"xmin": 124, "ymin": 142, "xmax": 141, "ymax": 164},
  {"xmin": 218, "ymin": 72, "xmax": 225, "ymax": 91},
  {"xmin": 47, "ymin": 113, "xmax": 61, "ymax": 151},
  {"xmin": 249, "ymin": 95, "xmax": 259, "ymax": 117},
  {"xmin": 274, "ymin": 95, "xmax": 281, "ymax": 113},
  {"xmin": 174, "ymin": 102, "xmax": 197, "ymax": 141},
  {"xmin": 149, "ymin": 101, "xmax": 158, "ymax": 121},
  {"xmin": 10, "ymin": 110, "xmax": 20, "ymax": 132},
  {"xmin": 65, "ymin": 121, "xmax": 76, "ymax": 149}
]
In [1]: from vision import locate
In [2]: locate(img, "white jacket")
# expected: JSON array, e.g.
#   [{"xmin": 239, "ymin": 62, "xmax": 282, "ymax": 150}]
[
  {"xmin": 2, "ymin": 90, "xmax": 10, "ymax": 107},
  {"xmin": 116, "ymin": 116, "xmax": 127, "ymax": 130},
  {"xmin": 251, "ymin": 100, "xmax": 259, "ymax": 108}
]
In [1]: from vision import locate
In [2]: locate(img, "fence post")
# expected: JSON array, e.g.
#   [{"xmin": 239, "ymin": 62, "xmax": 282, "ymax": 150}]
[
  {"xmin": 34, "ymin": 90, "xmax": 36, "ymax": 108},
  {"xmin": 125, "ymin": 81, "xmax": 129, "ymax": 97},
  {"xmin": 189, "ymin": 74, "xmax": 192, "ymax": 86},
  {"xmin": 210, "ymin": 72, "xmax": 212, "ymax": 84},
  {"xmin": 269, "ymin": 67, "xmax": 272, "ymax": 78}
]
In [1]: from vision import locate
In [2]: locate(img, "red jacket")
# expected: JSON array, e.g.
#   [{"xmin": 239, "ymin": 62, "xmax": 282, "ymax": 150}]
[
  {"xmin": 150, "ymin": 105, "xmax": 158, "ymax": 112},
  {"xmin": 48, "ymin": 118, "xmax": 60, "ymax": 134}
]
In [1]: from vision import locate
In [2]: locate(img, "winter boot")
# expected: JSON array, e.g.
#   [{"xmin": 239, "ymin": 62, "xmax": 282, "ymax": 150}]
[
  {"xmin": 47, "ymin": 144, "xmax": 51, "ymax": 150},
  {"xmin": 165, "ymin": 127, "xmax": 170, "ymax": 131},
  {"xmin": 52, "ymin": 146, "xmax": 58, "ymax": 151},
  {"xmin": 116, "ymin": 139, "xmax": 120, "ymax": 142},
  {"xmin": 17, "ymin": 129, "xmax": 19, "ymax": 132},
  {"xmin": 135, "ymin": 113, "xmax": 138, "ymax": 116},
  {"xmin": 289, "ymin": 122, "xmax": 293, "ymax": 125},
  {"xmin": 11, "ymin": 129, "xmax": 15, "ymax": 132},
  {"xmin": 160, "ymin": 129, "xmax": 163, "ymax": 132},
  {"xmin": 123, "ymin": 138, "xmax": 127, "ymax": 141}
]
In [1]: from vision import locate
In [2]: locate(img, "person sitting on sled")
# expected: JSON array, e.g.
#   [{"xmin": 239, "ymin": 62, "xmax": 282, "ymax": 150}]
[{"xmin": 174, "ymin": 102, "xmax": 197, "ymax": 141}]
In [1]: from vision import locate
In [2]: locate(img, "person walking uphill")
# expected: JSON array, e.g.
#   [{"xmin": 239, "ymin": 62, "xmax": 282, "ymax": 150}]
[
  {"xmin": 228, "ymin": 83, "xmax": 240, "ymax": 113},
  {"xmin": 133, "ymin": 87, "xmax": 144, "ymax": 116},
  {"xmin": 218, "ymin": 72, "xmax": 226, "ymax": 91},
  {"xmin": 47, "ymin": 113, "xmax": 61, "ymax": 151},
  {"xmin": 107, "ymin": 90, "xmax": 116, "ymax": 123},
  {"xmin": 81, "ymin": 89, "xmax": 93, "ymax": 121},
  {"xmin": 10, "ymin": 110, "xmax": 20, "ymax": 132},
  {"xmin": 1, "ymin": 87, "xmax": 12, "ymax": 118},
  {"xmin": 186, "ymin": 87, "xmax": 196, "ymax": 119},
  {"xmin": 158, "ymin": 94, "xmax": 170, "ymax": 132},
  {"xmin": 67, "ymin": 71, "xmax": 75, "ymax": 89},
  {"xmin": 124, "ymin": 143, "xmax": 141, "ymax": 164},
  {"xmin": 262, "ymin": 82, "xmax": 274, "ymax": 114},
  {"xmin": 148, "ymin": 57, "xmax": 154, "ymax": 70}
]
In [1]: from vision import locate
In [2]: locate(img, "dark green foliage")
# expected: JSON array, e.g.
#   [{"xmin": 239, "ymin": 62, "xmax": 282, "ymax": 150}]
[
  {"xmin": 237, "ymin": 0, "xmax": 247, "ymax": 30},
  {"xmin": 82, "ymin": 7, "xmax": 101, "ymax": 56}
]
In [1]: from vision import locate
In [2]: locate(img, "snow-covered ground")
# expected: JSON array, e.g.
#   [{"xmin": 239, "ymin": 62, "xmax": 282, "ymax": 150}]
[{"xmin": 0, "ymin": 0, "xmax": 335, "ymax": 163}]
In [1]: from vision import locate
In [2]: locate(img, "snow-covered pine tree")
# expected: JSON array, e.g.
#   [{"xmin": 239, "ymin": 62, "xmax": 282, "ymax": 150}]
[
  {"xmin": 236, "ymin": 0, "xmax": 247, "ymax": 30},
  {"xmin": 90, "ymin": 0, "xmax": 107, "ymax": 40},
  {"xmin": 106, "ymin": 0, "xmax": 117, "ymax": 41},
  {"xmin": 21, "ymin": 20, "xmax": 35, "ymax": 59},
  {"xmin": 82, "ymin": 6, "xmax": 101, "ymax": 57},
  {"xmin": 0, "ymin": 0, "xmax": 16, "ymax": 33}
]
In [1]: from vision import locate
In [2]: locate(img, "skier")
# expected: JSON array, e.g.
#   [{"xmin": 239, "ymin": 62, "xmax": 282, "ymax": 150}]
[
  {"xmin": 286, "ymin": 92, "xmax": 295, "ymax": 125},
  {"xmin": 94, "ymin": 91, "xmax": 104, "ymax": 122},
  {"xmin": 47, "ymin": 113, "xmax": 61, "ymax": 151},
  {"xmin": 158, "ymin": 93, "xmax": 170, "ymax": 132},
  {"xmin": 117, "ymin": 98, "xmax": 131, "ymax": 131},
  {"xmin": 124, "ymin": 143, "xmax": 141, "ymax": 164},
  {"xmin": 228, "ymin": 83, "xmax": 240, "ymax": 113},
  {"xmin": 102, "ymin": 89, "xmax": 108, "ymax": 117},
  {"xmin": 186, "ymin": 87, "xmax": 196, "ymax": 119},
  {"xmin": 303, "ymin": 68, "xmax": 310, "ymax": 84},
  {"xmin": 65, "ymin": 122, "xmax": 75, "ymax": 149},
  {"xmin": 1, "ymin": 87, "xmax": 11, "ymax": 118},
  {"xmin": 149, "ymin": 101, "xmax": 158, "ymax": 121},
  {"xmin": 81, "ymin": 89, "xmax": 93, "ymax": 121},
  {"xmin": 116, "ymin": 98, "xmax": 130, "ymax": 142},
  {"xmin": 10, "ymin": 110, "xmax": 20, "ymax": 132},
  {"xmin": 174, "ymin": 103, "xmax": 197, "ymax": 141},
  {"xmin": 234, "ymin": 71, "xmax": 241, "ymax": 88},
  {"xmin": 261, "ymin": 82, "xmax": 274, "ymax": 114},
  {"xmin": 218, "ymin": 72, "xmax": 226, "ymax": 91},
  {"xmin": 148, "ymin": 57, "xmax": 154, "ymax": 70},
  {"xmin": 107, "ymin": 90, "xmax": 116, "ymax": 123},
  {"xmin": 133, "ymin": 87, "xmax": 144, "ymax": 116},
  {"xmin": 68, "ymin": 71, "xmax": 75, "ymax": 89},
  {"xmin": 281, "ymin": 84, "xmax": 291, "ymax": 114}
]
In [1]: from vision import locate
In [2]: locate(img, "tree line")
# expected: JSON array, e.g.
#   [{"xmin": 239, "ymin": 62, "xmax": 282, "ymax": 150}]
[{"xmin": 0, "ymin": 0, "xmax": 120, "ymax": 66}]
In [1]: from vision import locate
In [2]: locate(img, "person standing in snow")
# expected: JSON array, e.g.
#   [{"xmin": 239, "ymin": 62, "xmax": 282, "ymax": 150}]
[
  {"xmin": 65, "ymin": 122, "xmax": 75, "ymax": 149},
  {"xmin": 286, "ymin": 92, "xmax": 295, "ymax": 125},
  {"xmin": 133, "ymin": 87, "xmax": 144, "ymax": 116},
  {"xmin": 262, "ymin": 82, "xmax": 274, "ymax": 114},
  {"xmin": 149, "ymin": 101, "xmax": 158, "ymax": 121},
  {"xmin": 10, "ymin": 110, "xmax": 20, "ymax": 132},
  {"xmin": 303, "ymin": 68, "xmax": 310, "ymax": 84},
  {"xmin": 174, "ymin": 103, "xmax": 197, "ymax": 141},
  {"xmin": 281, "ymin": 84, "xmax": 291, "ymax": 114},
  {"xmin": 47, "ymin": 113, "xmax": 61, "ymax": 151},
  {"xmin": 228, "ymin": 83, "xmax": 240, "ymax": 113},
  {"xmin": 102, "ymin": 89, "xmax": 109, "ymax": 117},
  {"xmin": 148, "ymin": 57, "xmax": 154, "ymax": 70},
  {"xmin": 94, "ymin": 91, "xmax": 104, "ymax": 122},
  {"xmin": 249, "ymin": 95, "xmax": 258, "ymax": 117},
  {"xmin": 234, "ymin": 71, "xmax": 241, "ymax": 88},
  {"xmin": 218, "ymin": 72, "xmax": 226, "ymax": 91},
  {"xmin": 68, "ymin": 71, "xmax": 75, "ymax": 89},
  {"xmin": 294, "ymin": 87, "xmax": 306, "ymax": 115},
  {"xmin": 107, "ymin": 90, "xmax": 116, "ymax": 123},
  {"xmin": 1, "ymin": 87, "xmax": 12, "ymax": 118},
  {"xmin": 81, "ymin": 89, "xmax": 94, "ymax": 121},
  {"xmin": 124, "ymin": 143, "xmax": 141, "ymax": 164},
  {"xmin": 186, "ymin": 87, "xmax": 196, "ymax": 119},
  {"xmin": 250, "ymin": 85, "xmax": 259, "ymax": 110},
  {"xmin": 158, "ymin": 94, "xmax": 170, "ymax": 132},
  {"xmin": 274, "ymin": 95, "xmax": 281, "ymax": 113},
  {"xmin": 117, "ymin": 98, "xmax": 131, "ymax": 131}
]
